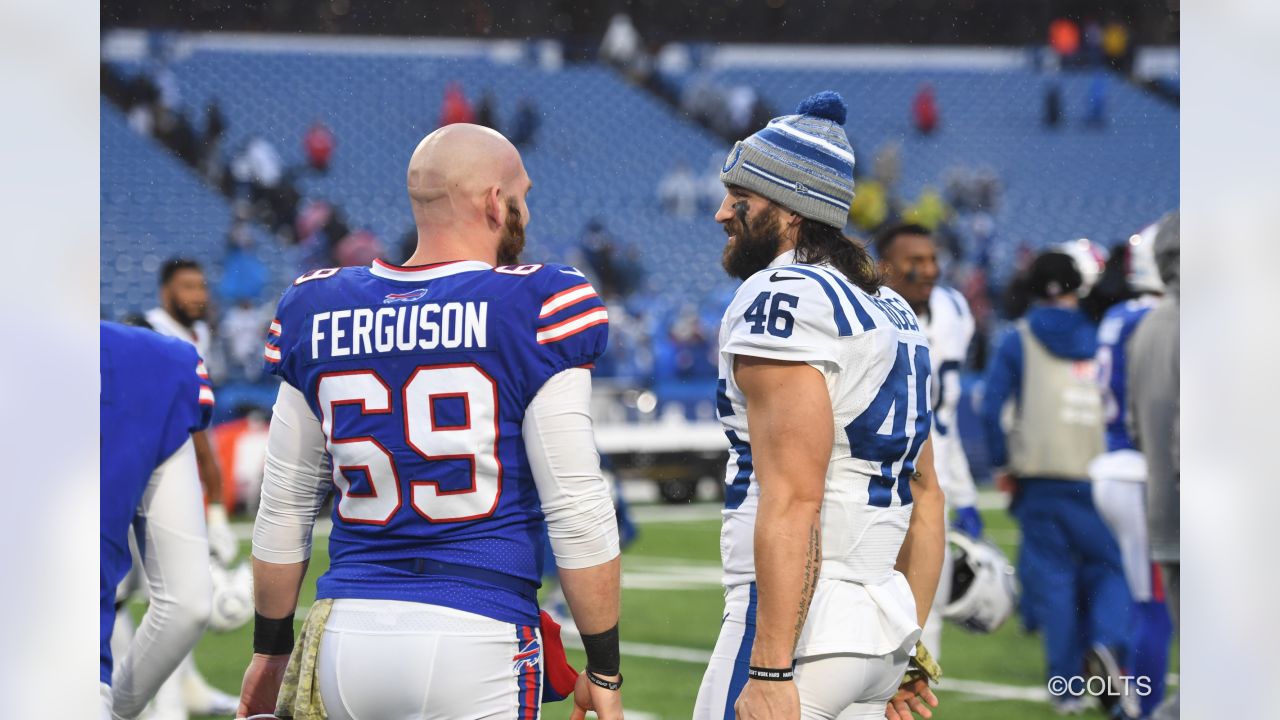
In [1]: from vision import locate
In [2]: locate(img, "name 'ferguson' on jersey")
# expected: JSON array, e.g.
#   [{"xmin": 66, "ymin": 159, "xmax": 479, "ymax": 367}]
[
  {"xmin": 716, "ymin": 251, "xmax": 933, "ymax": 589},
  {"xmin": 263, "ymin": 259, "xmax": 608, "ymax": 626}
]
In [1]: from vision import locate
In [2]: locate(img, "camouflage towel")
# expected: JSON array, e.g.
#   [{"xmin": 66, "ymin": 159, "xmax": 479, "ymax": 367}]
[{"xmin": 275, "ymin": 598, "xmax": 334, "ymax": 720}]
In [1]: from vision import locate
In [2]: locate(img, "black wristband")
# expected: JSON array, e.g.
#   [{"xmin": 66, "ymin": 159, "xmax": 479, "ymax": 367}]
[
  {"xmin": 586, "ymin": 669, "xmax": 623, "ymax": 691},
  {"xmin": 253, "ymin": 611, "xmax": 295, "ymax": 656},
  {"xmin": 580, "ymin": 623, "xmax": 621, "ymax": 677},
  {"xmin": 747, "ymin": 665, "xmax": 795, "ymax": 681}
]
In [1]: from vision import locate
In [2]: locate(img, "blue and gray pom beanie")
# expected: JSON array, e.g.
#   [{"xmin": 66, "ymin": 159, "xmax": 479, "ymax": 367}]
[{"xmin": 719, "ymin": 91, "xmax": 856, "ymax": 229}]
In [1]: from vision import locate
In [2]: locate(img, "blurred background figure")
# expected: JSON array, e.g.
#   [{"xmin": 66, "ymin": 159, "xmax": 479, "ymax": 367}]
[
  {"xmin": 1126, "ymin": 211, "xmax": 1180, "ymax": 720},
  {"xmin": 303, "ymin": 119, "xmax": 335, "ymax": 173},
  {"xmin": 981, "ymin": 251, "xmax": 1136, "ymax": 717},
  {"xmin": 913, "ymin": 82, "xmax": 939, "ymax": 135}
]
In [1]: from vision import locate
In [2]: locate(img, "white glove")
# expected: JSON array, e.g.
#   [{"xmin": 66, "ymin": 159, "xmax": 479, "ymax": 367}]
[{"xmin": 206, "ymin": 503, "xmax": 239, "ymax": 566}]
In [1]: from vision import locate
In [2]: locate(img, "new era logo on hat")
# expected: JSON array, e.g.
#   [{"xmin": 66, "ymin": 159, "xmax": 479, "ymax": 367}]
[{"xmin": 720, "ymin": 91, "xmax": 857, "ymax": 229}]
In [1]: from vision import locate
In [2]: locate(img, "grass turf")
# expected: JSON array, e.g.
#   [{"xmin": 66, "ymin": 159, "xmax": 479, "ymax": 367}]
[{"xmin": 171, "ymin": 504, "xmax": 1174, "ymax": 719}]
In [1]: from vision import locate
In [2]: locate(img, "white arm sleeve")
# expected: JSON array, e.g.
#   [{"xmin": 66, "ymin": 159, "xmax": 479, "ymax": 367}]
[
  {"xmin": 524, "ymin": 368, "xmax": 620, "ymax": 570},
  {"xmin": 252, "ymin": 381, "xmax": 332, "ymax": 564},
  {"xmin": 110, "ymin": 440, "xmax": 212, "ymax": 720}
]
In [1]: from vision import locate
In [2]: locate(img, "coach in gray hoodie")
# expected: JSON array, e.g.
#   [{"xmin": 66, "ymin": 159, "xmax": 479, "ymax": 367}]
[{"xmin": 1126, "ymin": 210, "xmax": 1179, "ymax": 720}]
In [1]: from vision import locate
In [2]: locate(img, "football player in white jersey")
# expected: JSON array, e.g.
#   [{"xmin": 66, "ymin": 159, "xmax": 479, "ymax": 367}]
[
  {"xmin": 875, "ymin": 223, "xmax": 982, "ymax": 659},
  {"xmin": 123, "ymin": 259, "xmax": 240, "ymax": 719},
  {"xmin": 692, "ymin": 92, "xmax": 945, "ymax": 720}
]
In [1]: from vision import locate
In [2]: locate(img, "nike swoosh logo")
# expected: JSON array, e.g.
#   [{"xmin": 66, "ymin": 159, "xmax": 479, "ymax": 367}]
[
  {"xmin": 769, "ymin": 272, "xmax": 802, "ymax": 282},
  {"xmin": 559, "ymin": 268, "xmax": 586, "ymax": 277}
]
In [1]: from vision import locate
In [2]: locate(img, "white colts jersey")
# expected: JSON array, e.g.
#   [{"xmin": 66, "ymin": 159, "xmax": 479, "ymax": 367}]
[
  {"xmin": 716, "ymin": 255, "xmax": 933, "ymax": 589},
  {"xmin": 145, "ymin": 307, "xmax": 212, "ymax": 362},
  {"xmin": 918, "ymin": 285, "xmax": 978, "ymax": 509}
]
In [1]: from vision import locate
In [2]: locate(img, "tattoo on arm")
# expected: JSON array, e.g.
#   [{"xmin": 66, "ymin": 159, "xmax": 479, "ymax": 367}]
[{"xmin": 793, "ymin": 517, "xmax": 822, "ymax": 648}]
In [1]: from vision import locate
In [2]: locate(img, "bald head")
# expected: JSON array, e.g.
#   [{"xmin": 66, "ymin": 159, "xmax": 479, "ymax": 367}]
[
  {"xmin": 408, "ymin": 124, "xmax": 525, "ymax": 208},
  {"xmin": 404, "ymin": 124, "xmax": 531, "ymax": 265}
]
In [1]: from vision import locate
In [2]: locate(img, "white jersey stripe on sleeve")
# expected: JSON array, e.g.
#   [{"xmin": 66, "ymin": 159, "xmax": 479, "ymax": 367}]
[
  {"xmin": 269, "ymin": 320, "xmax": 282, "ymax": 336},
  {"xmin": 536, "ymin": 308, "xmax": 609, "ymax": 345},
  {"xmin": 539, "ymin": 283, "xmax": 597, "ymax": 318},
  {"xmin": 264, "ymin": 344, "xmax": 282, "ymax": 363},
  {"xmin": 198, "ymin": 386, "xmax": 215, "ymax": 406}
]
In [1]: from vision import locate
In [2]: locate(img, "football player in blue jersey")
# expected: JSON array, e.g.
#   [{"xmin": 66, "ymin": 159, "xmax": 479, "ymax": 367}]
[
  {"xmin": 692, "ymin": 92, "xmax": 945, "ymax": 720},
  {"xmin": 101, "ymin": 322, "xmax": 217, "ymax": 720},
  {"xmin": 235, "ymin": 124, "xmax": 623, "ymax": 720},
  {"xmin": 1087, "ymin": 223, "xmax": 1172, "ymax": 719}
]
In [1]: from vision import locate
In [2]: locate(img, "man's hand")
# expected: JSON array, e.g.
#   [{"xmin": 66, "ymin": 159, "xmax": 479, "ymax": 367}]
[
  {"xmin": 569, "ymin": 671, "xmax": 623, "ymax": 720},
  {"xmin": 236, "ymin": 653, "xmax": 289, "ymax": 719},
  {"xmin": 733, "ymin": 679, "xmax": 799, "ymax": 720},
  {"xmin": 952, "ymin": 506, "xmax": 984, "ymax": 538},
  {"xmin": 993, "ymin": 471, "xmax": 1018, "ymax": 496},
  {"xmin": 206, "ymin": 503, "xmax": 239, "ymax": 566},
  {"xmin": 885, "ymin": 676, "xmax": 938, "ymax": 720}
]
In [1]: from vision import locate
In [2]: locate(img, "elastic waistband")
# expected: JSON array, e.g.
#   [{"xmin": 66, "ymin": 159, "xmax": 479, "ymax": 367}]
[{"xmin": 364, "ymin": 557, "xmax": 538, "ymax": 603}]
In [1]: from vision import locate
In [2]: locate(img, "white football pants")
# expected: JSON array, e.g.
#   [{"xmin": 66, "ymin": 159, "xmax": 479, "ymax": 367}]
[
  {"xmin": 693, "ymin": 583, "xmax": 911, "ymax": 720},
  {"xmin": 317, "ymin": 599, "xmax": 544, "ymax": 720},
  {"xmin": 1090, "ymin": 450, "xmax": 1155, "ymax": 600}
]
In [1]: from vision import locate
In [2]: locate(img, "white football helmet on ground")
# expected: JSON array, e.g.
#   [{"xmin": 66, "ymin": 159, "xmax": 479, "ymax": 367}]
[
  {"xmin": 943, "ymin": 530, "xmax": 1018, "ymax": 633},
  {"xmin": 207, "ymin": 560, "xmax": 254, "ymax": 633}
]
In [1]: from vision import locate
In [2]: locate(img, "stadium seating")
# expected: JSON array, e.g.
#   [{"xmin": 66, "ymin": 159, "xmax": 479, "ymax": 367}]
[
  {"xmin": 704, "ymin": 66, "xmax": 1179, "ymax": 253},
  {"xmin": 101, "ymin": 98, "xmax": 299, "ymax": 314},
  {"xmin": 106, "ymin": 51, "xmax": 736, "ymax": 305},
  {"xmin": 103, "ymin": 45, "xmax": 1177, "ymax": 420}
]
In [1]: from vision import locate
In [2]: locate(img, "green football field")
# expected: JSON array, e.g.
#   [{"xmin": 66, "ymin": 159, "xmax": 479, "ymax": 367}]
[{"xmin": 175, "ymin": 500, "xmax": 1176, "ymax": 719}]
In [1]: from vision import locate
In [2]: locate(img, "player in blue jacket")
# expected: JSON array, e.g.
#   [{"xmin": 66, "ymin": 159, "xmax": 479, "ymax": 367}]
[
  {"xmin": 236, "ymin": 124, "xmax": 623, "ymax": 720},
  {"xmin": 100, "ymin": 321, "xmax": 215, "ymax": 719},
  {"xmin": 981, "ymin": 252, "xmax": 1135, "ymax": 718}
]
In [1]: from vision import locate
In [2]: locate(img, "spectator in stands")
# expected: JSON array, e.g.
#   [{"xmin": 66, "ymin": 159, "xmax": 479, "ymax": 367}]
[
  {"xmin": 200, "ymin": 100, "xmax": 227, "ymax": 181},
  {"xmin": 231, "ymin": 135, "xmax": 283, "ymax": 194},
  {"xmin": 221, "ymin": 298, "xmax": 271, "ymax": 382},
  {"xmin": 438, "ymin": 82, "xmax": 475, "ymax": 127},
  {"xmin": 1086, "ymin": 70, "xmax": 1109, "ymax": 128},
  {"xmin": 847, "ymin": 178, "xmax": 890, "ymax": 233},
  {"xmin": 665, "ymin": 306, "xmax": 715, "ymax": 380},
  {"xmin": 902, "ymin": 186, "xmax": 952, "ymax": 232},
  {"xmin": 576, "ymin": 219, "xmax": 625, "ymax": 300},
  {"xmin": 1103, "ymin": 20, "xmax": 1133, "ymax": 73},
  {"xmin": 658, "ymin": 161, "xmax": 700, "ymax": 219},
  {"xmin": 1049, "ymin": 17, "xmax": 1081, "ymax": 61},
  {"xmin": 1044, "ymin": 81, "xmax": 1063, "ymax": 128},
  {"xmin": 124, "ymin": 73, "xmax": 160, "ymax": 136},
  {"xmin": 474, "ymin": 92, "xmax": 497, "ymax": 131},
  {"xmin": 912, "ymin": 82, "xmax": 939, "ymax": 135},
  {"xmin": 217, "ymin": 221, "xmax": 269, "ymax": 308},
  {"xmin": 599, "ymin": 13, "xmax": 643, "ymax": 71},
  {"xmin": 217, "ymin": 221, "xmax": 271, "ymax": 381},
  {"xmin": 303, "ymin": 120, "xmax": 335, "ymax": 173},
  {"xmin": 1082, "ymin": 18, "xmax": 1104, "ymax": 66},
  {"xmin": 154, "ymin": 106, "xmax": 201, "ymax": 167},
  {"xmin": 509, "ymin": 98, "xmax": 540, "ymax": 148},
  {"xmin": 334, "ymin": 228, "xmax": 386, "ymax": 268}
]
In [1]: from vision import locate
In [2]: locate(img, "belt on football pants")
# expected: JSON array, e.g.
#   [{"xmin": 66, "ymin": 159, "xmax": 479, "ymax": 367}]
[{"xmin": 367, "ymin": 558, "xmax": 539, "ymax": 603}]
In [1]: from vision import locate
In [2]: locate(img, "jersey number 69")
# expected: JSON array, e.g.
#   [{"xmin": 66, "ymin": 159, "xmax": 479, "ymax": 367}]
[{"xmin": 316, "ymin": 364, "xmax": 502, "ymax": 524}]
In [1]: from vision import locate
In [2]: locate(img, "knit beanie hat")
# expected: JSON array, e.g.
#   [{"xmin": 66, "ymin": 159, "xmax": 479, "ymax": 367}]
[{"xmin": 719, "ymin": 91, "xmax": 856, "ymax": 229}]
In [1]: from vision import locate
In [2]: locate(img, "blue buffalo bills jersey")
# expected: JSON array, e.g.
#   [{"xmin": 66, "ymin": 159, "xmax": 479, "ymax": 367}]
[
  {"xmin": 100, "ymin": 322, "xmax": 214, "ymax": 684},
  {"xmin": 1096, "ymin": 297, "xmax": 1158, "ymax": 452},
  {"xmin": 264, "ymin": 259, "xmax": 608, "ymax": 625}
]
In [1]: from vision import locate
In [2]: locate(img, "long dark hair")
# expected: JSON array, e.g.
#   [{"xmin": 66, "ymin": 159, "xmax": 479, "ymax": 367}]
[{"xmin": 793, "ymin": 218, "xmax": 882, "ymax": 294}]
